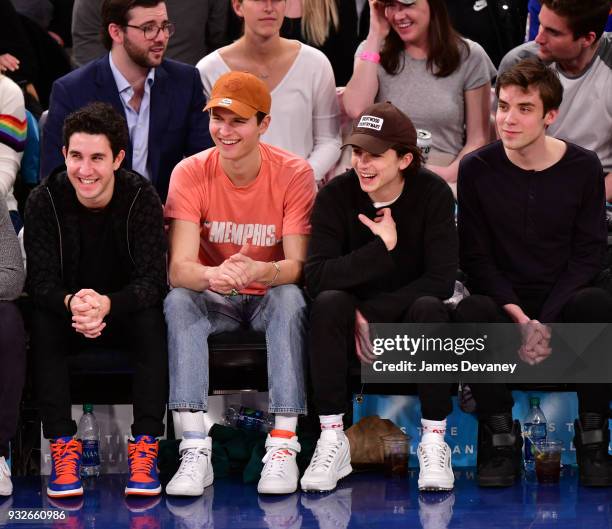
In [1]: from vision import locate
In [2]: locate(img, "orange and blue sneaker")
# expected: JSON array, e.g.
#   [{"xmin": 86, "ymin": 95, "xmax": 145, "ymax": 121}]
[
  {"xmin": 47, "ymin": 437, "xmax": 83, "ymax": 498},
  {"xmin": 125, "ymin": 435, "xmax": 161, "ymax": 496}
]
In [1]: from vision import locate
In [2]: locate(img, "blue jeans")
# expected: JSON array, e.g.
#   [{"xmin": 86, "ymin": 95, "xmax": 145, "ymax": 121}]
[{"xmin": 164, "ymin": 285, "xmax": 308, "ymax": 414}]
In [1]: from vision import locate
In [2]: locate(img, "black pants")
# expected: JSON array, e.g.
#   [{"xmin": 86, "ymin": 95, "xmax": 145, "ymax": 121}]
[
  {"xmin": 30, "ymin": 306, "xmax": 168, "ymax": 439},
  {"xmin": 309, "ymin": 291, "xmax": 453, "ymax": 421},
  {"xmin": 0, "ymin": 301, "xmax": 26, "ymax": 458},
  {"xmin": 454, "ymin": 287, "xmax": 612, "ymax": 417}
]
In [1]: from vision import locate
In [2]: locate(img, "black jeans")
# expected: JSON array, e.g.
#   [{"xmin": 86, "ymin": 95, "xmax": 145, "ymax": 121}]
[
  {"xmin": 454, "ymin": 287, "xmax": 612, "ymax": 417},
  {"xmin": 309, "ymin": 291, "xmax": 453, "ymax": 421},
  {"xmin": 30, "ymin": 306, "xmax": 168, "ymax": 439},
  {"xmin": 0, "ymin": 301, "xmax": 26, "ymax": 458}
]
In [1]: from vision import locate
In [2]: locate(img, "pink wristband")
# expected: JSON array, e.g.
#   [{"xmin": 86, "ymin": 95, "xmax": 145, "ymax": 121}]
[{"xmin": 359, "ymin": 51, "xmax": 381, "ymax": 64}]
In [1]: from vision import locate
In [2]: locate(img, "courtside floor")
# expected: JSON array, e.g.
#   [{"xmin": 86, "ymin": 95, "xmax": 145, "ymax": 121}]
[{"xmin": 1, "ymin": 467, "xmax": 610, "ymax": 528}]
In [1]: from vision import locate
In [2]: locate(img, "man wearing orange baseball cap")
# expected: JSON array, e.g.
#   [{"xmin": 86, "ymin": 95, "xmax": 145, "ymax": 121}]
[{"xmin": 163, "ymin": 71, "xmax": 316, "ymax": 496}]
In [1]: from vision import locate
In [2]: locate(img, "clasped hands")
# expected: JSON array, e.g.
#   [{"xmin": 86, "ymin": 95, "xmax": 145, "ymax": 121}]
[
  {"xmin": 517, "ymin": 319, "xmax": 552, "ymax": 366},
  {"xmin": 208, "ymin": 245, "xmax": 261, "ymax": 295},
  {"xmin": 68, "ymin": 289, "xmax": 111, "ymax": 339}
]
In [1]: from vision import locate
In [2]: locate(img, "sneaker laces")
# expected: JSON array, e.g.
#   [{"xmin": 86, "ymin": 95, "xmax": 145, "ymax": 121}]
[
  {"xmin": 261, "ymin": 448, "xmax": 296, "ymax": 478},
  {"xmin": 419, "ymin": 443, "xmax": 448, "ymax": 471},
  {"xmin": 128, "ymin": 439, "xmax": 158, "ymax": 478},
  {"xmin": 308, "ymin": 438, "xmax": 342, "ymax": 473},
  {"xmin": 51, "ymin": 439, "xmax": 81, "ymax": 479},
  {"xmin": 174, "ymin": 447, "xmax": 211, "ymax": 480}
]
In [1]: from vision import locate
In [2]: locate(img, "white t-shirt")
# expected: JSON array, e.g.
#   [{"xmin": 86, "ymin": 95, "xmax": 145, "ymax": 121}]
[{"xmin": 196, "ymin": 44, "xmax": 342, "ymax": 182}]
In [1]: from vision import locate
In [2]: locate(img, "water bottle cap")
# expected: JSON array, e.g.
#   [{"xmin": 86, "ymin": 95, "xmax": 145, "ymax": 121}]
[
  {"xmin": 529, "ymin": 397, "xmax": 540, "ymax": 407},
  {"xmin": 83, "ymin": 403, "xmax": 94, "ymax": 413}
]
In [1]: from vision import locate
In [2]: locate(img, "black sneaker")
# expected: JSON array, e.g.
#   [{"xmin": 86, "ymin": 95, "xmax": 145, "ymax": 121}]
[
  {"xmin": 477, "ymin": 418, "xmax": 522, "ymax": 488},
  {"xmin": 574, "ymin": 418, "xmax": 612, "ymax": 487}
]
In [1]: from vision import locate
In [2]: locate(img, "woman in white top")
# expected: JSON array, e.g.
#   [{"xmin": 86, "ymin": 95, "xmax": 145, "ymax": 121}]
[
  {"xmin": 0, "ymin": 73, "xmax": 27, "ymax": 232},
  {"xmin": 343, "ymin": 0, "xmax": 496, "ymax": 186},
  {"xmin": 196, "ymin": 0, "xmax": 341, "ymax": 184}
]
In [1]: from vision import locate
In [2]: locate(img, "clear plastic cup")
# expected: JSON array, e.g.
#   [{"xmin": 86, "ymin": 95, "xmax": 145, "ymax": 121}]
[
  {"xmin": 534, "ymin": 440, "xmax": 562, "ymax": 484},
  {"xmin": 381, "ymin": 433, "xmax": 410, "ymax": 478}
]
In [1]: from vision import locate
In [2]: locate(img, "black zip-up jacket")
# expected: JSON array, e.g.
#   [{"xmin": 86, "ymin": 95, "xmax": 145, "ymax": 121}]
[
  {"xmin": 305, "ymin": 168, "xmax": 458, "ymax": 322},
  {"xmin": 24, "ymin": 167, "xmax": 168, "ymax": 317}
]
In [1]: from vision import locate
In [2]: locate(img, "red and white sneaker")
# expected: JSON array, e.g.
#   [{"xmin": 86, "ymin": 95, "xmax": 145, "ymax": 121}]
[{"xmin": 257, "ymin": 430, "xmax": 301, "ymax": 494}]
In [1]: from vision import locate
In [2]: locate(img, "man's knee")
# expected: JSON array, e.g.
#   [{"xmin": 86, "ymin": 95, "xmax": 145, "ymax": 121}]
[
  {"xmin": 454, "ymin": 295, "xmax": 499, "ymax": 322},
  {"xmin": 565, "ymin": 287, "xmax": 612, "ymax": 322},
  {"xmin": 265, "ymin": 284, "xmax": 307, "ymax": 315},
  {"xmin": 310, "ymin": 290, "xmax": 356, "ymax": 324},
  {"xmin": 164, "ymin": 287, "xmax": 196, "ymax": 315},
  {"xmin": 406, "ymin": 296, "xmax": 448, "ymax": 323},
  {"xmin": 126, "ymin": 306, "xmax": 167, "ymax": 340}
]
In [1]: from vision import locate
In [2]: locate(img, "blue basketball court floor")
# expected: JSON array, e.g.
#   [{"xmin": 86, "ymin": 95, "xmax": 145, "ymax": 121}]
[{"xmin": 1, "ymin": 466, "xmax": 610, "ymax": 528}]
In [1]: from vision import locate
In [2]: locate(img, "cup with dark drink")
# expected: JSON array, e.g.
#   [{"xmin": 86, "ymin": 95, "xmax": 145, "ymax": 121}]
[
  {"xmin": 381, "ymin": 433, "xmax": 410, "ymax": 478},
  {"xmin": 534, "ymin": 440, "xmax": 562, "ymax": 484}
]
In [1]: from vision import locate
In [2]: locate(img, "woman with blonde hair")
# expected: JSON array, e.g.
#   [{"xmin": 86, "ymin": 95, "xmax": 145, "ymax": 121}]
[
  {"xmin": 282, "ymin": 0, "xmax": 367, "ymax": 86},
  {"xmin": 343, "ymin": 0, "xmax": 496, "ymax": 187},
  {"xmin": 197, "ymin": 0, "xmax": 341, "ymax": 185}
]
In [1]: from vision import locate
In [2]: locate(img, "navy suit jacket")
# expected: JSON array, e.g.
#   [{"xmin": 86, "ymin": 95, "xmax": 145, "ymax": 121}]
[{"xmin": 41, "ymin": 54, "xmax": 212, "ymax": 201}]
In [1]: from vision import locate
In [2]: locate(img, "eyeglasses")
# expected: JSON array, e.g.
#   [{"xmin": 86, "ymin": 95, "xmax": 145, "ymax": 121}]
[{"xmin": 123, "ymin": 22, "xmax": 175, "ymax": 40}]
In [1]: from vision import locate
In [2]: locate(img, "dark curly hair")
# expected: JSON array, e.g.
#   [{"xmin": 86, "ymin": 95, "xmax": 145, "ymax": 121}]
[{"xmin": 63, "ymin": 102, "xmax": 129, "ymax": 158}]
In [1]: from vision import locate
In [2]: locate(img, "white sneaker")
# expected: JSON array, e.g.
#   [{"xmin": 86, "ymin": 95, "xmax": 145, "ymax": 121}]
[
  {"xmin": 166, "ymin": 438, "xmax": 213, "ymax": 496},
  {"xmin": 417, "ymin": 441, "xmax": 454, "ymax": 491},
  {"xmin": 301, "ymin": 487, "xmax": 353, "ymax": 529},
  {"xmin": 257, "ymin": 434, "xmax": 301, "ymax": 494},
  {"xmin": 300, "ymin": 430, "xmax": 352, "ymax": 492},
  {"xmin": 0, "ymin": 457, "xmax": 12, "ymax": 496}
]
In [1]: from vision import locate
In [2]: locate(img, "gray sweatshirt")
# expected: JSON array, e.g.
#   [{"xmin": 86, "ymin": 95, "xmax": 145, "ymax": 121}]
[{"xmin": 0, "ymin": 199, "xmax": 25, "ymax": 300}]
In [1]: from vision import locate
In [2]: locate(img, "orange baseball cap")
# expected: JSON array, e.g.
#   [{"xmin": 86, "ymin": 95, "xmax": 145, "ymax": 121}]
[{"xmin": 204, "ymin": 71, "xmax": 271, "ymax": 119}]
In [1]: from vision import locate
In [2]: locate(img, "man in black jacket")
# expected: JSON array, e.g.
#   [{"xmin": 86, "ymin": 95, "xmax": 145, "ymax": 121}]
[
  {"xmin": 456, "ymin": 58, "xmax": 612, "ymax": 488},
  {"xmin": 302, "ymin": 102, "xmax": 458, "ymax": 493},
  {"xmin": 24, "ymin": 102, "xmax": 168, "ymax": 499}
]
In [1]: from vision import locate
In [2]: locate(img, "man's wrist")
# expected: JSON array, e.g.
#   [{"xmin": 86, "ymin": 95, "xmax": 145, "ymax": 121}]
[
  {"xmin": 262, "ymin": 261, "xmax": 281, "ymax": 287},
  {"xmin": 503, "ymin": 304, "xmax": 529, "ymax": 324},
  {"xmin": 65, "ymin": 293, "xmax": 75, "ymax": 313},
  {"xmin": 101, "ymin": 295, "xmax": 111, "ymax": 316}
]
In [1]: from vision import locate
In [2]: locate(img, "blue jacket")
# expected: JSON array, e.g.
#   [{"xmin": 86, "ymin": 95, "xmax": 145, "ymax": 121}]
[{"xmin": 41, "ymin": 54, "xmax": 212, "ymax": 201}]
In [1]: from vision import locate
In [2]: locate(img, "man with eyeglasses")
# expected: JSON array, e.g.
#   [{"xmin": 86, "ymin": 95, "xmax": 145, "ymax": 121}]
[{"xmin": 41, "ymin": 0, "xmax": 212, "ymax": 202}]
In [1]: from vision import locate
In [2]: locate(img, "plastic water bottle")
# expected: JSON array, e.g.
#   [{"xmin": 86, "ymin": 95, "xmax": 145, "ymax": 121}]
[
  {"xmin": 224, "ymin": 406, "xmax": 274, "ymax": 433},
  {"xmin": 77, "ymin": 404, "xmax": 101, "ymax": 477},
  {"xmin": 523, "ymin": 397, "xmax": 547, "ymax": 471}
]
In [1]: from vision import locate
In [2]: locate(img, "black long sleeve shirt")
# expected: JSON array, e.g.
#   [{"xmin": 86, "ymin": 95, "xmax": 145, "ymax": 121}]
[
  {"xmin": 458, "ymin": 140, "xmax": 607, "ymax": 323},
  {"xmin": 305, "ymin": 168, "xmax": 458, "ymax": 323}
]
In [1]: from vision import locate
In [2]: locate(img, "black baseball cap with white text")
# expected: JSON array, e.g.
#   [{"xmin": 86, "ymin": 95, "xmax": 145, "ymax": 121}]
[{"xmin": 343, "ymin": 101, "xmax": 418, "ymax": 155}]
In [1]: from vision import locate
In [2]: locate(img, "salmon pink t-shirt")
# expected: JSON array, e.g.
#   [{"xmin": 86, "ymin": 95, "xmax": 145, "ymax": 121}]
[{"xmin": 165, "ymin": 143, "xmax": 316, "ymax": 295}]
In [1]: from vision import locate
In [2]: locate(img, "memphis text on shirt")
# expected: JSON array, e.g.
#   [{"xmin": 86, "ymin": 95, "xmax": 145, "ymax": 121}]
[{"xmin": 204, "ymin": 221, "xmax": 278, "ymax": 247}]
